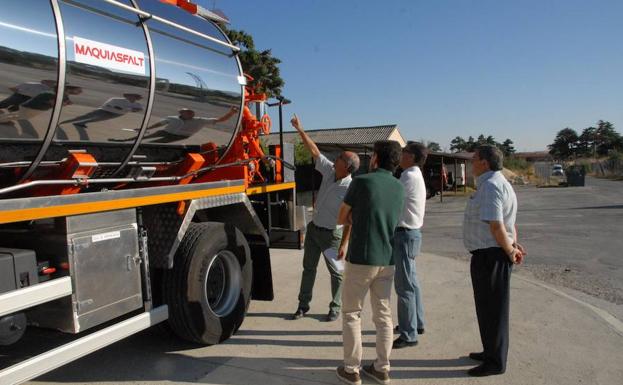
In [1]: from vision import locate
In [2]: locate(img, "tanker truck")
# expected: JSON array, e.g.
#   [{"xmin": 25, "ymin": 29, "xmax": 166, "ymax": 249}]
[{"xmin": 0, "ymin": 1, "xmax": 300, "ymax": 383}]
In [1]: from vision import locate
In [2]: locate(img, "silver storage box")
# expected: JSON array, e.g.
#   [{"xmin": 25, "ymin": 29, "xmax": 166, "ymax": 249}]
[{"xmin": 28, "ymin": 209, "xmax": 143, "ymax": 333}]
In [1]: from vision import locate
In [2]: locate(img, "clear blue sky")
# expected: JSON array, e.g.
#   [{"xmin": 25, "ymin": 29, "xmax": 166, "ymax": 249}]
[{"xmin": 204, "ymin": 0, "xmax": 622, "ymax": 151}]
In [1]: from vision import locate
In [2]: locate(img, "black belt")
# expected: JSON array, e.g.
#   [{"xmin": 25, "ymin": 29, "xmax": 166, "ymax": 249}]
[
  {"xmin": 312, "ymin": 222, "xmax": 333, "ymax": 232},
  {"xmin": 396, "ymin": 227, "xmax": 416, "ymax": 232},
  {"xmin": 470, "ymin": 247, "xmax": 503, "ymax": 254}
]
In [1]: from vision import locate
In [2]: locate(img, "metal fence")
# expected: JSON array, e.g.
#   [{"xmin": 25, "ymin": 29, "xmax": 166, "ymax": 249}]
[
  {"xmin": 533, "ymin": 161, "xmax": 555, "ymax": 185},
  {"xmin": 592, "ymin": 159, "xmax": 623, "ymax": 177}
]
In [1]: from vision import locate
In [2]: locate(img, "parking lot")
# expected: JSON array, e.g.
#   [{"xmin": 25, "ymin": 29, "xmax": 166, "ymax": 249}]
[{"xmin": 423, "ymin": 176, "xmax": 623, "ymax": 307}]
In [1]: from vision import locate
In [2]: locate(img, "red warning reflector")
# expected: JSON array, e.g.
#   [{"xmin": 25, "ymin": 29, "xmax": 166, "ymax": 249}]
[{"xmin": 41, "ymin": 267, "xmax": 57, "ymax": 275}]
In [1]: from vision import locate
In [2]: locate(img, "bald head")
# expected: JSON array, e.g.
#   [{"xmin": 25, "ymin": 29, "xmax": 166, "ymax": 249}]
[
  {"xmin": 341, "ymin": 151, "xmax": 360, "ymax": 174},
  {"xmin": 333, "ymin": 151, "xmax": 360, "ymax": 179}
]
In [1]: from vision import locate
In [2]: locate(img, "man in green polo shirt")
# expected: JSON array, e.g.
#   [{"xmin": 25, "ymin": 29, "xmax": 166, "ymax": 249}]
[{"xmin": 335, "ymin": 140, "xmax": 404, "ymax": 385}]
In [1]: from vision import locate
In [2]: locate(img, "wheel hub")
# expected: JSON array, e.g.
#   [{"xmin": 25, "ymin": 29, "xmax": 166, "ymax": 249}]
[{"xmin": 204, "ymin": 250, "xmax": 242, "ymax": 317}]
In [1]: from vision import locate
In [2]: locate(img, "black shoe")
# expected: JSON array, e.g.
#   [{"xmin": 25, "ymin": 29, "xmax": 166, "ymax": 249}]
[
  {"xmin": 290, "ymin": 308, "xmax": 307, "ymax": 320},
  {"xmin": 469, "ymin": 352, "xmax": 485, "ymax": 361},
  {"xmin": 394, "ymin": 325, "xmax": 424, "ymax": 334},
  {"xmin": 467, "ymin": 363, "xmax": 504, "ymax": 377},
  {"xmin": 326, "ymin": 309, "xmax": 339, "ymax": 322},
  {"xmin": 392, "ymin": 337, "xmax": 418, "ymax": 349}
]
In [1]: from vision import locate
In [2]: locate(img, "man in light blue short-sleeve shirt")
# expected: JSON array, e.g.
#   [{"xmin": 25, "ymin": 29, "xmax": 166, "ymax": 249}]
[{"xmin": 462, "ymin": 144, "xmax": 526, "ymax": 377}]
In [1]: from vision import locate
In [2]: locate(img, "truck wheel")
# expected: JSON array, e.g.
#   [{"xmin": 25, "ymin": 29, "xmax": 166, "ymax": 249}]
[{"xmin": 163, "ymin": 222, "xmax": 252, "ymax": 344}]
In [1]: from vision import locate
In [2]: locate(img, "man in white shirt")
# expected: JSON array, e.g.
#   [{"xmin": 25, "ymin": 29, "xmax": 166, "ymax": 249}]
[
  {"xmin": 138, "ymin": 107, "xmax": 238, "ymax": 143},
  {"xmin": 59, "ymin": 93, "xmax": 143, "ymax": 140},
  {"xmin": 289, "ymin": 114, "xmax": 360, "ymax": 322},
  {"xmin": 0, "ymin": 80, "xmax": 55, "ymax": 112},
  {"xmin": 393, "ymin": 142, "xmax": 428, "ymax": 349}
]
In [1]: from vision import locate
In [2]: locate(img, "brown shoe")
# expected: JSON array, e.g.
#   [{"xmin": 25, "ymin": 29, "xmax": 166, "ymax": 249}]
[
  {"xmin": 336, "ymin": 366, "xmax": 361, "ymax": 385},
  {"xmin": 362, "ymin": 363, "xmax": 390, "ymax": 385}
]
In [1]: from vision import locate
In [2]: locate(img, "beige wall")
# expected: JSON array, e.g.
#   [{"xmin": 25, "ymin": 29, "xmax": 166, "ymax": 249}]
[{"xmin": 389, "ymin": 129, "xmax": 407, "ymax": 146}]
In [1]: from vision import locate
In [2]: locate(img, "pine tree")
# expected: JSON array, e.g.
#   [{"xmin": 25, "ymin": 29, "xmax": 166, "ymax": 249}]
[
  {"xmin": 450, "ymin": 136, "xmax": 466, "ymax": 152},
  {"xmin": 220, "ymin": 26, "xmax": 285, "ymax": 98},
  {"xmin": 548, "ymin": 128, "xmax": 579, "ymax": 159},
  {"xmin": 500, "ymin": 139, "xmax": 515, "ymax": 156}
]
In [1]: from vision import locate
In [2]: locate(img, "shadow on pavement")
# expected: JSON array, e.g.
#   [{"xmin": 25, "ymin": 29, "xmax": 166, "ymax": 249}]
[
  {"xmin": 6, "ymin": 327, "xmax": 475, "ymax": 383},
  {"xmin": 235, "ymin": 329, "xmax": 376, "ymax": 336},
  {"xmin": 572, "ymin": 204, "xmax": 623, "ymax": 210}
]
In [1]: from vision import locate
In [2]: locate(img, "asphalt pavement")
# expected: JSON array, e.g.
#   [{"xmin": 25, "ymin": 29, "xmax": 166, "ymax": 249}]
[{"xmin": 423, "ymin": 176, "xmax": 623, "ymax": 306}]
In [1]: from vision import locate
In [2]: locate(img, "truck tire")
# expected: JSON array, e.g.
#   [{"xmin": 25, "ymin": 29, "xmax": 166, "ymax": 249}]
[{"xmin": 163, "ymin": 222, "xmax": 252, "ymax": 344}]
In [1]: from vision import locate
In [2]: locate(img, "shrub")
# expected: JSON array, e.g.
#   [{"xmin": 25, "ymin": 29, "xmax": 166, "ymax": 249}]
[
  {"xmin": 294, "ymin": 141, "xmax": 312, "ymax": 166},
  {"xmin": 503, "ymin": 156, "xmax": 530, "ymax": 172}
]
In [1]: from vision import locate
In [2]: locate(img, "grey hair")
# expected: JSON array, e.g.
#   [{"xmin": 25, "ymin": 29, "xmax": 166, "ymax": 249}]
[
  {"xmin": 476, "ymin": 144, "xmax": 503, "ymax": 171},
  {"xmin": 342, "ymin": 151, "xmax": 360, "ymax": 174}
]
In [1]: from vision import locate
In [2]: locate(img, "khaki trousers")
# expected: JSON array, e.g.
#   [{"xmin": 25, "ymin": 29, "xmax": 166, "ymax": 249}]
[{"xmin": 342, "ymin": 262, "xmax": 395, "ymax": 374}]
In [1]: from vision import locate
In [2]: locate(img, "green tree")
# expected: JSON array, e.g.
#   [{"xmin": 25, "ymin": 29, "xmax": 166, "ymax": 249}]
[
  {"xmin": 577, "ymin": 126, "xmax": 596, "ymax": 156},
  {"xmin": 577, "ymin": 121, "xmax": 621, "ymax": 157},
  {"xmin": 220, "ymin": 26, "xmax": 285, "ymax": 98},
  {"xmin": 427, "ymin": 141, "xmax": 442, "ymax": 152},
  {"xmin": 466, "ymin": 136, "xmax": 477, "ymax": 152},
  {"xmin": 485, "ymin": 135, "xmax": 497, "ymax": 146},
  {"xmin": 450, "ymin": 136, "xmax": 467, "ymax": 152},
  {"xmin": 500, "ymin": 139, "xmax": 516, "ymax": 156},
  {"xmin": 595, "ymin": 120, "xmax": 621, "ymax": 156},
  {"xmin": 548, "ymin": 128, "xmax": 579, "ymax": 159}
]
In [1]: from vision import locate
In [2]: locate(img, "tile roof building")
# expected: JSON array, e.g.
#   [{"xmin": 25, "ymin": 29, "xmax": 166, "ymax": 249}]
[{"xmin": 264, "ymin": 124, "xmax": 406, "ymax": 153}]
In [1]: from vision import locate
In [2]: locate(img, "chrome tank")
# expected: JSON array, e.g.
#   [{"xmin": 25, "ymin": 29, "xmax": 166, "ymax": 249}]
[{"xmin": 0, "ymin": 0, "xmax": 243, "ymax": 189}]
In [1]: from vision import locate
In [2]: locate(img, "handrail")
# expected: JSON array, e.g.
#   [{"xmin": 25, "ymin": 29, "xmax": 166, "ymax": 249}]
[
  {"xmin": 0, "ymin": 159, "xmax": 253, "ymax": 195},
  {"xmin": 101, "ymin": 0, "xmax": 240, "ymax": 52},
  {"xmin": 0, "ymin": 156, "xmax": 296, "ymax": 196}
]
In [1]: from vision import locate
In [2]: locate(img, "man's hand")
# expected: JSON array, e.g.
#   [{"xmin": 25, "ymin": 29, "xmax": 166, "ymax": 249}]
[
  {"xmin": 509, "ymin": 246, "xmax": 526, "ymax": 264},
  {"xmin": 290, "ymin": 113, "xmax": 303, "ymax": 131},
  {"xmin": 512, "ymin": 242, "xmax": 526, "ymax": 264},
  {"xmin": 515, "ymin": 242, "xmax": 527, "ymax": 255},
  {"xmin": 337, "ymin": 243, "xmax": 347, "ymax": 260},
  {"xmin": 291, "ymin": 113, "xmax": 320, "ymax": 158}
]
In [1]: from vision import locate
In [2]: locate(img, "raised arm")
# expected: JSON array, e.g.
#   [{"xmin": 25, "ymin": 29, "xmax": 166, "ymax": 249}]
[
  {"xmin": 290, "ymin": 114, "xmax": 320, "ymax": 159},
  {"xmin": 215, "ymin": 106, "xmax": 239, "ymax": 123},
  {"xmin": 146, "ymin": 119, "xmax": 167, "ymax": 130}
]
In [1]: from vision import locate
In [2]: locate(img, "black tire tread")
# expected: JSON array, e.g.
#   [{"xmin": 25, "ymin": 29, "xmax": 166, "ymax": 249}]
[{"xmin": 163, "ymin": 222, "xmax": 214, "ymax": 344}]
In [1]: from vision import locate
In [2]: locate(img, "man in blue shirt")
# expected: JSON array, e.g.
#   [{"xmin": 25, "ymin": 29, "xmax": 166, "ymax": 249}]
[{"xmin": 463, "ymin": 144, "xmax": 526, "ymax": 377}]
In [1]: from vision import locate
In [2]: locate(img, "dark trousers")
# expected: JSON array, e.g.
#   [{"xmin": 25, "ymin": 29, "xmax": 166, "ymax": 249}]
[
  {"xmin": 470, "ymin": 247, "xmax": 512, "ymax": 372},
  {"xmin": 0, "ymin": 93, "xmax": 30, "ymax": 111}
]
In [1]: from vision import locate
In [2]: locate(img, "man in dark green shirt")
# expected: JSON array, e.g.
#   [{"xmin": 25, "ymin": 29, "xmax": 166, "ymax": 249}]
[{"xmin": 335, "ymin": 140, "xmax": 404, "ymax": 385}]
